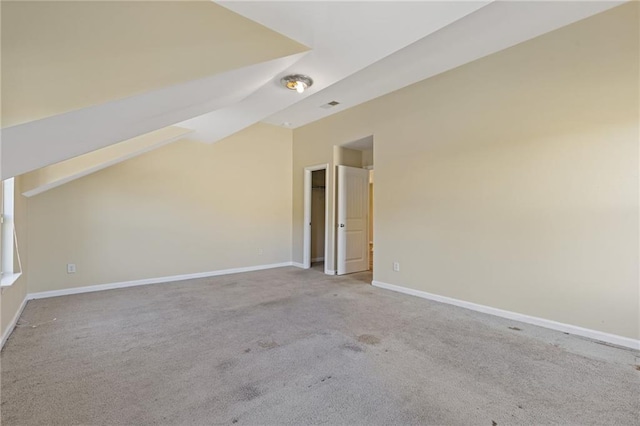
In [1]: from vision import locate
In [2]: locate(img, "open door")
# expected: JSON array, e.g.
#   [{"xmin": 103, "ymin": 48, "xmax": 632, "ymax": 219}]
[{"xmin": 336, "ymin": 165, "xmax": 369, "ymax": 275}]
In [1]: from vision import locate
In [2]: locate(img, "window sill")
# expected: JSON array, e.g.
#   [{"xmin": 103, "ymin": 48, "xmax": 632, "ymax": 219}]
[{"xmin": 1, "ymin": 272, "xmax": 22, "ymax": 288}]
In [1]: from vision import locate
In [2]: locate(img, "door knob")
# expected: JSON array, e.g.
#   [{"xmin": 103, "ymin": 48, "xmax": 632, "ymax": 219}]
[{"xmin": 340, "ymin": 224, "xmax": 345, "ymax": 228}]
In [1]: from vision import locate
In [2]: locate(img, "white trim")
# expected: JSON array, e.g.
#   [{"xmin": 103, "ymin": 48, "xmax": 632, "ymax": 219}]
[
  {"xmin": 1, "ymin": 295, "xmax": 28, "ymax": 350},
  {"xmin": 22, "ymin": 130, "xmax": 192, "ymax": 198},
  {"xmin": 291, "ymin": 262, "xmax": 336, "ymax": 275},
  {"xmin": 311, "ymin": 257, "xmax": 325, "ymax": 262},
  {"xmin": 294, "ymin": 261, "xmax": 334, "ymax": 276},
  {"xmin": 303, "ymin": 170, "xmax": 311, "ymax": 268},
  {"xmin": 27, "ymin": 262, "xmax": 293, "ymax": 300},
  {"xmin": 0, "ymin": 272, "xmax": 22, "ymax": 288},
  {"xmin": 303, "ymin": 164, "xmax": 330, "ymax": 272},
  {"xmin": 372, "ymin": 280, "xmax": 640, "ymax": 351}
]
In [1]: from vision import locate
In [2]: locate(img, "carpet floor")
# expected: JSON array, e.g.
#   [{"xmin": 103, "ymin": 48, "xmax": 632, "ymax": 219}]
[{"xmin": 1, "ymin": 266, "xmax": 639, "ymax": 425}]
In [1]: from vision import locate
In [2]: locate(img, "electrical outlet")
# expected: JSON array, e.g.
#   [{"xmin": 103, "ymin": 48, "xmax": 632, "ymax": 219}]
[
  {"xmin": 67, "ymin": 263, "xmax": 76, "ymax": 274},
  {"xmin": 258, "ymin": 248, "xmax": 263, "ymax": 255},
  {"xmin": 393, "ymin": 262, "xmax": 400, "ymax": 272}
]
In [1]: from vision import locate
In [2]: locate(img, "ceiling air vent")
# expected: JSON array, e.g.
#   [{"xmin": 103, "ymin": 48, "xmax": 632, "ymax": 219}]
[{"xmin": 320, "ymin": 101, "xmax": 340, "ymax": 109}]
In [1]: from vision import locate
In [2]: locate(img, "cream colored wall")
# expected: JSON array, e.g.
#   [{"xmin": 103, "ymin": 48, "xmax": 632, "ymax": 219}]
[
  {"xmin": 1, "ymin": 177, "xmax": 28, "ymax": 339},
  {"xmin": 27, "ymin": 123, "xmax": 292, "ymax": 293},
  {"xmin": 362, "ymin": 149, "xmax": 374, "ymax": 169},
  {"xmin": 334, "ymin": 146, "xmax": 363, "ymax": 168},
  {"xmin": 293, "ymin": 3, "xmax": 639, "ymax": 339}
]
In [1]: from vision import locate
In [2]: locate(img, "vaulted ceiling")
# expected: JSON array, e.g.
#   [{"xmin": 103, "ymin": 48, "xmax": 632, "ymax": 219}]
[
  {"xmin": 0, "ymin": 0, "xmax": 625, "ymax": 183},
  {"xmin": 2, "ymin": 0, "xmax": 307, "ymax": 127}
]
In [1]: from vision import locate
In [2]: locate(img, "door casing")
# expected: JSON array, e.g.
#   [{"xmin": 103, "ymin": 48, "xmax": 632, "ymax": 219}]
[{"xmin": 303, "ymin": 164, "xmax": 330, "ymax": 274}]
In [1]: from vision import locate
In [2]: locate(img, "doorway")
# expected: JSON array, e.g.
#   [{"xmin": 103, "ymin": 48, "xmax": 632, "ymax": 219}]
[
  {"xmin": 303, "ymin": 164, "xmax": 329, "ymax": 273},
  {"xmin": 335, "ymin": 136, "xmax": 374, "ymax": 275},
  {"xmin": 310, "ymin": 169, "xmax": 326, "ymax": 271}
]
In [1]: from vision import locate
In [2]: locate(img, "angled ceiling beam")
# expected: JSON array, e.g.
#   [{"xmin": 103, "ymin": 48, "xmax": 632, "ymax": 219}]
[
  {"xmin": 1, "ymin": 52, "xmax": 307, "ymax": 180},
  {"xmin": 21, "ymin": 126, "xmax": 193, "ymax": 197},
  {"xmin": 181, "ymin": 0, "xmax": 492, "ymax": 143},
  {"xmin": 263, "ymin": 0, "xmax": 626, "ymax": 128}
]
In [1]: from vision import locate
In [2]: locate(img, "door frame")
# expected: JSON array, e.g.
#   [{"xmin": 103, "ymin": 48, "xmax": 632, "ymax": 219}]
[{"xmin": 303, "ymin": 164, "xmax": 330, "ymax": 273}]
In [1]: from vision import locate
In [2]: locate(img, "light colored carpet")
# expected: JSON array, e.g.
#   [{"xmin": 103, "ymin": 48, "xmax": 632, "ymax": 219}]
[{"xmin": 1, "ymin": 266, "xmax": 638, "ymax": 425}]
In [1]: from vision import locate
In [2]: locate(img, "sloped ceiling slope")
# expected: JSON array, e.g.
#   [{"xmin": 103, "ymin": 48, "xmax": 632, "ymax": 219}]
[
  {"xmin": 0, "ymin": 0, "xmax": 307, "ymax": 179},
  {"xmin": 1, "ymin": 0, "xmax": 307, "ymax": 127},
  {"xmin": 1, "ymin": 53, "xmax": 305, "ymax": 180},
  {"xmin": 1, "ymin": 0, "xmax": 626, "ymax": 183},
  {"xmin": 263, "ymin": 0, "xmax": 626, "ymax": 128},
  {"xmin": 179, "ymin": 0, "xmax": 491, "ymax": 143},
  {"xmin": 2, "ymin": 0, "xmax": 490, "ymax": 180}
]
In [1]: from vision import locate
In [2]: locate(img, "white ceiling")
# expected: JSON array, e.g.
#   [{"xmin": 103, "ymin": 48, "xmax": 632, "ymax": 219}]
[
  {"xmin": 1, "ymin": 0, "xmax": 626, "ymax": 180},
  {"xmin": 263, "ymin": 0, "xmax": 626, "ymax": 128},
  {"xmin": 178, "ymin": 0, "xmax": 491, "ymax": 143}
]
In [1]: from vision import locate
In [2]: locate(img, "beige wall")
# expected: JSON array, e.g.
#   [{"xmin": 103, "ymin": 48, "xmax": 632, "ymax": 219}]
[
  {"xmin": 1, "ymin": 177, "xmax": 28, "ymax": 339},
  {"xmin": 334, "ymin": 146, "xmax": 363, "ymax": 168},
  {"xmin": 27, "ymin": 123, "xmax": 293, "ymax": 293},
  {"xmin": 362, "ymin": 149, "xmax": 374, "ymax": 169},
  {"xmin": 293, "ymin": 4, "xmax": 639, "ymax": 339}
]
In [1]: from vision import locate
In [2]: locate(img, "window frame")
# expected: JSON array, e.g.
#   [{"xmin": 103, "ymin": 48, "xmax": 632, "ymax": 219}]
[{"xmin": 1, "ymin": 177, "xmax": 22, "ymax": 287}]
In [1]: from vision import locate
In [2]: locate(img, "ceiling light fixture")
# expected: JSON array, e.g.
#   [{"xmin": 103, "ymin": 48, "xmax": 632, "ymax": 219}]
[{"xmin": 281, "ymin": 74, "xmax": 313, "ymax": 94}]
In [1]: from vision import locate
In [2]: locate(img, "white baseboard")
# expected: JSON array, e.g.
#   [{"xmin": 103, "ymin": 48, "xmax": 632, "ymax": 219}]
[
  {"xmin": 372, "ymin": 280, "xmax": 640, "ymax": 351},
  {"xmin": 311, "ymin": 257, "xmax": 324, "ymax": 262},
  {"xmin": 1, "ymin": 296, "xmax": 28, "ymax": 350},
  {"xmin": 293, "ymin": 261, "xmax": 335, "ymax": 276},
  {"xmin": 28, "ymin": 262, "xmax": 293, "ymax": 300},
  {"xmin": 292, "ymin": 261, "xmax": 335, "ymax": 276}
]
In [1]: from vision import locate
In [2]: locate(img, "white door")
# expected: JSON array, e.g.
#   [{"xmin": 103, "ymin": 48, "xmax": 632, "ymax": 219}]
[{"xmin": 337, "ymin": 165, "xmax": 369, "ymax": 275}]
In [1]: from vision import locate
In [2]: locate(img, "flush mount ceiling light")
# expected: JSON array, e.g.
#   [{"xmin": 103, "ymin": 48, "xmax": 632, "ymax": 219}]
[{"xmin": 280, "ymin": 74, "xmax": 313, "ymax": 94}]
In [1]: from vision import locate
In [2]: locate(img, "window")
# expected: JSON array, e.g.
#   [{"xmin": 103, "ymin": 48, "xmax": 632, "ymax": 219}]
[{"xmin": 1, "ymin": 177, "xmax": 22, "ymax": 287}]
